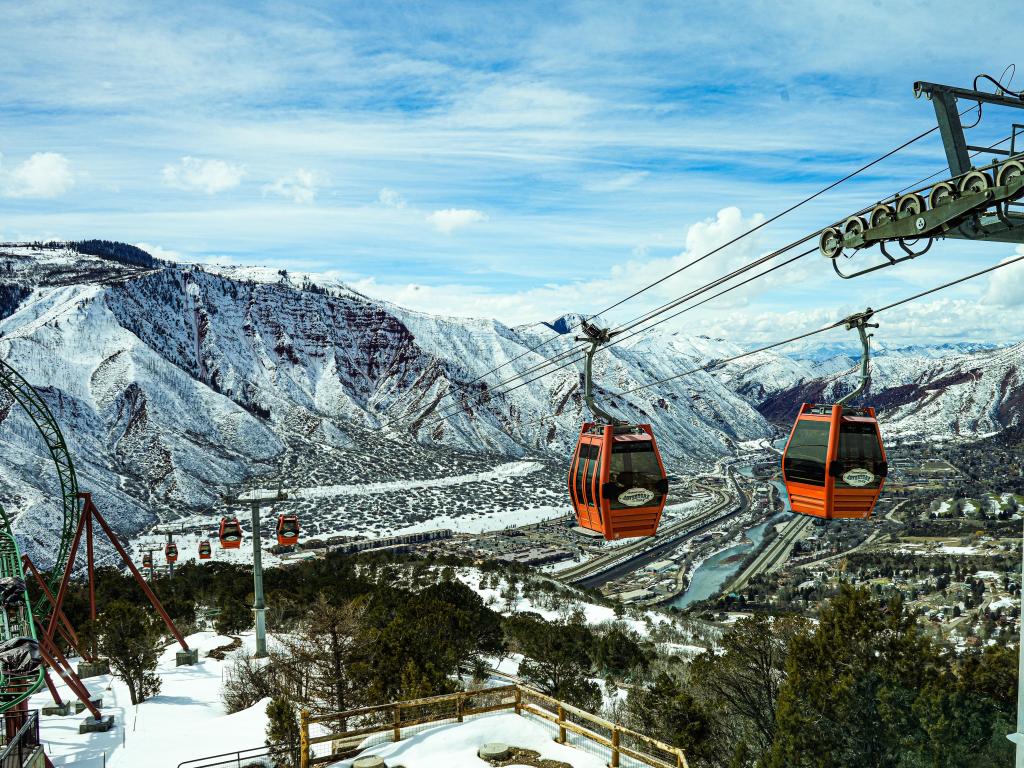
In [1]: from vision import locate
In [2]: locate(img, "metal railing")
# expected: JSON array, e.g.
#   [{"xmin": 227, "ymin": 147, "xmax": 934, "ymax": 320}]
[
  {"xmin": 0, "ymin": 709, "xmax": 40, "ymax": 768},
  {"xmin": 300, "ymin": 684, "xmax": 688, "ymax": 768},
  {"xmin": 177, "ymin": 745, "xmax": 293, "ymax": 768}
]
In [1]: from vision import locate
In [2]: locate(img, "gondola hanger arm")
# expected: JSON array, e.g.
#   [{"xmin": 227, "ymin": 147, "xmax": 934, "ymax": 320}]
[{"xmin": 836, "ymin": 308, "xmax": 877, "ymax": 406}]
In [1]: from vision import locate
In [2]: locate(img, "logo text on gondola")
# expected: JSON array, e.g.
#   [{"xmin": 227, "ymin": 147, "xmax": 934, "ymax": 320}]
[
  {"xmin": 618, "ymin": 487, "xmax": 656, "ymax": 506},
  {"xmin": 842, "ymin": 468, "xmax": 875, "ymax": 487}
]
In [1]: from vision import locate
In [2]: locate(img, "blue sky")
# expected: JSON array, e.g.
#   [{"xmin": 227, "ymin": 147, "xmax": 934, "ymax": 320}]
[{"xmin": 2, "ymin": 0, "xmax": 1024, "ymax": 345}]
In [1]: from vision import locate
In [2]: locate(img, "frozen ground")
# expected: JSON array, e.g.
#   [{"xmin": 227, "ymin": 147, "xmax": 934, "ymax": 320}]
[
  {"xmin": 331, "ymin": 712, "xmax": 607, "ymax": 768},
  {"xmin": 35, "ymin": 632, "xmax": 270, "ymax": 768}
]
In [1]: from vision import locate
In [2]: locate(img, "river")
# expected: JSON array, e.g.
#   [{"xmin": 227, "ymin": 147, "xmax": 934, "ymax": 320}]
[{"xmin": 669, "ymin": 463, "xmax": 792, "ymax": 609}]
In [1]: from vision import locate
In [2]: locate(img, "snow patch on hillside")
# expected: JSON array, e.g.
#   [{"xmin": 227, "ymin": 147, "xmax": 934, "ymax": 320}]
[{"xmin": 265, "ymin": 460, "xmax": 542, "ymax": 500}]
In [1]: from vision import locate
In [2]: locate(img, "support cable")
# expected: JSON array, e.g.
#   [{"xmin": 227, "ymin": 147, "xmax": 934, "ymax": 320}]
[
  {"xmin": 418, "ymin": 247, "xmax": 818, "ymax": 431},
  {"xmin": 385, "ymin": 118, "xmax": 955, "ymax": 429},
  {"xmin": 613, "ymin": 250, "xmax": 1024, "ymax": 398}
]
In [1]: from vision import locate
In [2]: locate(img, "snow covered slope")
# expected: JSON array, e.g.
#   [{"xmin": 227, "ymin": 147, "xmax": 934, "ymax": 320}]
[
  {"xmin": 0, "ymin": 245, "xmax": 771, "ymax": 558},
  {"xmin": 749, "ymin": 342, "xmax": 1024, "ymax": 438}
]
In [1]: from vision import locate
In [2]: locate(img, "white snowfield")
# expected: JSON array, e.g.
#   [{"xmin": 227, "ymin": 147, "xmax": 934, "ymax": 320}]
[
  {"xmin": 35, "ymin": 632, "xmax": 271, "ymax": 767},
  {"xmin": 260, "ymin": 460, "xmax": 542, "ymax": 500},
  {"xmin": 331, "ymin": 712, "xmax": 607, "ymax": 768},
  {"xmin": 389, "ymin": 504, "xmax": 569, "ymax": 536},
  {"xmin": 457, "ymin": 568, "xmax": 675, "ymax": 638}
]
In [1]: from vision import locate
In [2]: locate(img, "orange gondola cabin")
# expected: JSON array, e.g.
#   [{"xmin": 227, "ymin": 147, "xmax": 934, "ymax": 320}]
[
  {"xmin": 569, "ymin": 423, "xmax": 668, "ymax": 540},
  {"xmin": 219, "ymin": 517, "xmax": 243, "ymax": 549},
  {"xmin": 198, "ymin": 540, "xmax": 212, "ymax": 560},
  {"xmin": 276, "ymin": 514, "xmax": 300, "ymax": 546},
  {"xmin": 781, "ymin": 403, "xmax": 887, "ymax": 520},
  {"xmin": 164, "ymin": 542, "xmax": 178, "ymax": 564},
  {"xmin": 142, "ymin": 552, "xmax": 153, "ymax": 569}
]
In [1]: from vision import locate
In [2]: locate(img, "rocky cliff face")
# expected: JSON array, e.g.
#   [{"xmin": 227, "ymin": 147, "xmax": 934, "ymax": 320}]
[
  {"xmin": 0, "ymin": 245, "xmax": 774, "ymax": 556},
  {"xmin": 735, "ymin": 343, "xmax": 1023, "ymax": 438},
  {"xmin": 3, "ymin": 243, "xmax": 1019, "ymax": 559}
]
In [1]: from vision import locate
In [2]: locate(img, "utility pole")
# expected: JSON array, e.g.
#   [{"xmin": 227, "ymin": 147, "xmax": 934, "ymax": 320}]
[
  {"xmin": 164, "ymin": 531, "xmax": 174, "ymax": 578},
  {"xmin": 223, "ymin": 485, "xmax": 288, "ymax": 659},
  {"xmin": 1013, "ymin": 516, "xmax": 1024, "ymax": 768}
]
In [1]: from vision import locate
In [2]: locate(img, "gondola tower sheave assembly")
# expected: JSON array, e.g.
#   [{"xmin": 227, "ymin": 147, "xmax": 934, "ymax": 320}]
[{"xmin": 568, "ymin": 322, "xmax": 669, "ymax": 540}]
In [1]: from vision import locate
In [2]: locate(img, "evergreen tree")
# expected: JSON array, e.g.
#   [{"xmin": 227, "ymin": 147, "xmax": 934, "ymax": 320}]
[
  {"xmin": 266, "ymin": 695, "xmax": 302, "ymax": 768},
  {"xmin": 511, "ymin": 613, "xmax": 600, "ymax": 711},
  {"xmin": 88, "ymin": 600, "xmax": 164, "ymax": 705},
  {"xmin": 275, "ymin": 595, "xmax": 367, "ymax": 719},
  {"xmin": 692, "ymin": 612, "xmax": 807, "ymax": 757},
  {"xmin": 625, "ymin": 673, "xmax": 714, "ymax": 763},
  {"xmin": 215, "ymin": 596, "xmax": 253, "ymax": 636},
  {"xmin": 766, "ymin": 586, "xmax": 954, "ymax": 768}
]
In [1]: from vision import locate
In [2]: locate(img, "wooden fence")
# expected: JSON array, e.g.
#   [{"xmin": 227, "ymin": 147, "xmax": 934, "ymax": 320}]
[{"xmin": 300, "ymin": 684, "xmax": 688, "ymax": 768}]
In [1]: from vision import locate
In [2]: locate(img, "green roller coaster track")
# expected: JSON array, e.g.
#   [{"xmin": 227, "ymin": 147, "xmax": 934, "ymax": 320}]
[
  {"xmin": 0, "ymin": 358, "xmax": 81, "ymax": 606},
  {"xmin": 0, "ymin": 504, "xmax": 45, "ymax": 711},
  {"xmin": 0, "ymin": 356, "xmax": 82, "ymax": 711}
]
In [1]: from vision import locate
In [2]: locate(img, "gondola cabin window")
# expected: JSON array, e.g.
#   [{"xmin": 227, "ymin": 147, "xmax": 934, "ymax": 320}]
[
  {"xmin": 584, "ymin": 446, "xmax": 600, "ymax": 506},
  {"xmin": 783, "ymin": 419, "xmax": 830, "ymax": 486},
  {"xmin": 835, "ymin": 420, "xmax": 885, "ymax": 488},
  {"xmin": 609, "ymin": 439, "xmax": 663, "ymax": 509}
]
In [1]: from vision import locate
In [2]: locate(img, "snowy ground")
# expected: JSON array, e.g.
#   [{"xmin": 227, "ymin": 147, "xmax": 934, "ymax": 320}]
[
  {"xmin": 331, "ymin": 712, "xmax": 607, "ymax": 768},
  {"xmin": 254, "ymin": 460, "xmax": 542, "ymax": 501},
  {"xmin": 36, "ymin": 632, "xmax": 270, "ymax": 768}
]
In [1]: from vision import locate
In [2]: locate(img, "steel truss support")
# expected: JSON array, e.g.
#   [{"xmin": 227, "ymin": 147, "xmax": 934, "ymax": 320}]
[{"xmin": 21, "ymin": 492, "xmax": 192, "ymax": 717}]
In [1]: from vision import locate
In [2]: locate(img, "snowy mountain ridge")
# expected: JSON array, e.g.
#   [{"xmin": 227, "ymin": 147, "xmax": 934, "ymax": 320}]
[
  {"xmin": 0, "ymin": 245, "xmax": 769, "ymax": 556},
  {"xmin": 1, "ymin": 243, "xmax": 1022, "ymax": 559}
]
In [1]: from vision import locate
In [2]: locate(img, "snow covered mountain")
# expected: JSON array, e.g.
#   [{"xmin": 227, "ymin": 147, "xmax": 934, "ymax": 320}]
[
  {"xmin": 0, "ymin": 244, "xmax": 772, "ymax": 556},
  {"xmin": 3, "ymin": 243, "xmax": 1020, "ymax": 560},
  {"xmin": 732, "ymin": 341, "xmax": 1024, "ymax": 438}
]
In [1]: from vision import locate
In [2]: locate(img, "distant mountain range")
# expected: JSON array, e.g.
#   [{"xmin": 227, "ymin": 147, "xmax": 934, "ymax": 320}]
[{"xmin": 1, "ymin": 243, "xmax": 1021, "ymax": 558}]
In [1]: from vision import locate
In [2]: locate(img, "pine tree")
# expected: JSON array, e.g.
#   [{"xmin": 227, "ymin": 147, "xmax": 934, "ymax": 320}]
[
  {"xmin": 766, "ymin": 586, "xmax": 940, "ymax": 768},
  {"xmin": 275, "ymin": 594, "xmax": 367, "ymax": 721},
  {"xmin": 266, "ymin": 695, "xmax": 301, "ymax": 768},
  {"xmin": 88, "ymin": 600, "xmax": 164, "ymax": 705}
]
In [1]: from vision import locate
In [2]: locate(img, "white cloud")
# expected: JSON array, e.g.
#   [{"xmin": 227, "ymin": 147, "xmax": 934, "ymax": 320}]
[
  {"xmin": 427, "ymin": 208, "xmax": 489, "ymax": 234},
  {"xmin": 263, "ymin": 169, "xmax": 319, "ymax": 204},
  {"xmin": 0, "ymin": 152, "xmax": 75, "ymax": 198},
  {"xmin": 584, "ymin": 171, "xmax": 649, "ymax": 193},
  {"xmin": 359, "ymin": 207, "xmax": 770, "ymax": 324},
  {"xmin": 133, "ymin": 242, "xmax": 186, "ymax": 262},
  {"xmin": 162, "ymin": 156, "xmax": 245, "ymax": 194},
  {"xmin": 982, "ymin": 248, "xmax": 1024, "ymax": 307},
  {"xmin": 378, "ymin": 188, "xmax": 407, "ymax": 208},
  {"xmin": 449, "ymin": 83, "xmax": 595, "ymax": 129}
]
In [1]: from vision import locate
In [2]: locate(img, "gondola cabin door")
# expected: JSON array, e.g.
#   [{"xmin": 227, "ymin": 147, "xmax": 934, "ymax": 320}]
[
  {"xmin": 569, "ymin": 423, "xmax": 668, "ymax": 540},
  {"xmin": 781, "ymin": 403, "xmax": 887, "ymax": 520}
]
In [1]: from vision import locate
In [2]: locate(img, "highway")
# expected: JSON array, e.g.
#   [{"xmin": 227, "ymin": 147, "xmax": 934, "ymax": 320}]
[
  {"xmin": 564, "ymin": 465, "xmax": 748, "ymax": 590},
  {"xmin": 725, "ymin": 513, "xmax": 811, "ymax": 593}
]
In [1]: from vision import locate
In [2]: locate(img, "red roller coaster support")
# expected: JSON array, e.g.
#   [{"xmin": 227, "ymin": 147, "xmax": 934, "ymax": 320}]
[
  {"xmin": 22, "ymin": 554, "xmax": 87, "ymax": 659},
  {"xmin": 22, "ymin": 492, "xmax": 192, "ymax": 719},
  {"xmin": 80, "ymin": 494, "xmax": 191, "ymax": 651}
]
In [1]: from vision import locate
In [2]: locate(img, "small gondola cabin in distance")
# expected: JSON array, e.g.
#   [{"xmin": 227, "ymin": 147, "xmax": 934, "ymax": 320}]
[
  {"xmin": 219, "ymin": 517, "xmax": 243, "ymax": 549},
  {"xmin": 781, "ymin": 403, "xmax": 887, "ymax": 520},
  {"xmin": 276, "ymin": 514, "xmax": 300, "ymax": 546}
]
